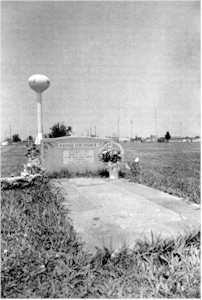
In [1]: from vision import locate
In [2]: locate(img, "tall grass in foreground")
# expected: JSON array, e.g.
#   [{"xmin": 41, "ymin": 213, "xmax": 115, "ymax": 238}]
[{"xmin": 1, "ymin": 178, "xmax": 200, "ymax": 298}]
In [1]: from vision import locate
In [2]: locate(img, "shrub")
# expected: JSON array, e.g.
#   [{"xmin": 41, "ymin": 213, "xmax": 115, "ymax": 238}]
[
  {"xmin": 49, "ymin": 122, "xmax": 73, "ymax": 138},
  {"xmin": 12, "ymin": 134, "xmax": 21, "ymax": 142}
]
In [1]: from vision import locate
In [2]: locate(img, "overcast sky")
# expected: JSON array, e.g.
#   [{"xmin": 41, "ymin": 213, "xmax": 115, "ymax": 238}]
[{"xmin": 1, "ymin": 0, "xmax": 200, "ymax": 140}]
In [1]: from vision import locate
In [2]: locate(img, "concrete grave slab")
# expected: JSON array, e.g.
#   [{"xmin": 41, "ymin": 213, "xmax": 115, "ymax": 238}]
[{"xmin": 51, "ymin": 178, "xmax": 200, "ymax": 253}]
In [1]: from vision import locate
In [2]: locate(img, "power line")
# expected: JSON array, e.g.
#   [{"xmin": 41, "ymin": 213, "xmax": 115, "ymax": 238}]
[{"xmin": 9, "ymin": 125, "xmax": 11, "ymax": 140}]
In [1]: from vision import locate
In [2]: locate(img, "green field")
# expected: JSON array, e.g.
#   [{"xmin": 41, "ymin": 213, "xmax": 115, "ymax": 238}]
[
  {"xmin": 122, "ymin": 142, "xmax": 200, "ymax": 204},
  {"xmin": 1, "ymin": 143, "xmax": 28, "ymax": 177},
  {"xmin": 1, "ymin": 142, "xmax": 200, "ymax": 203},
  {"xmin": 1, "ymin": 143, "xmax": 200, "ymax": 298}
]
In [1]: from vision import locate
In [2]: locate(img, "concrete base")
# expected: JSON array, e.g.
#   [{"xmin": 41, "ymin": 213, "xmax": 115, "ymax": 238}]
[
  {"xmin": 35, "ymin": 133, "xmax": 43, "ymax": 145},
  {"xmin": 51, "ymin": 178, "xmax": 200, "ymax": 253}
]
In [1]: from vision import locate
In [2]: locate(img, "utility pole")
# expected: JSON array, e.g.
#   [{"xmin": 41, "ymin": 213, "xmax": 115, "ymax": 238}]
[
  {"xmin": 9, "ymin": 125, "xmax": 11, "ymax": 140},
  {"xmin": 130, "ymin": 120, "xmax": 133, "ymax": 139},
  {"xmin": 155, "ymin": 109, "xmax": 158, "ymax": 137},
  {"xmin": 118, "ymin": 117, "xmax": 120, "ymax": 140},
  {"xmin": 95, "ymin": 126, "xmax": 96, "ymax": 137},
  {"xmin": 180, "ymin": 121, "xmax": 182, "ymax": 137}
]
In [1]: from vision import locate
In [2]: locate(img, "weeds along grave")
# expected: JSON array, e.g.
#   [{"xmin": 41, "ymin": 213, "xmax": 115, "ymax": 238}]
[{"xmin": 1, "ymin": 176, "xmax": 201, "ymax": 298}]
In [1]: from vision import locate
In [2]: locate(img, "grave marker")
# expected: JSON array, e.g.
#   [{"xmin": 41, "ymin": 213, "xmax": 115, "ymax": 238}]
[{"xmin": 41, "ymin": 136, "xmax": 124, "ymax": 174}]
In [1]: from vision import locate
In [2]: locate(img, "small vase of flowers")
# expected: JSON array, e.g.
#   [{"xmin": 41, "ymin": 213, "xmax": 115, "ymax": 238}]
[
  {"xmin": 23, "ymin": 145, "xmax": 45, "ymax": 175},
  {"xmin": 98, "ymin": 145, "xmax": 122, "ymax": 179}
]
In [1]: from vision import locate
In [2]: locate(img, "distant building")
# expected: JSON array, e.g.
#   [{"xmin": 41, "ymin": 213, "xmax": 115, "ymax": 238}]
[
  {"xmin": 183, "ymin": 137, "xmax": 192, "ymax": 143},
  {"xmin": 119, "ymin": 137, "xmax": 130, "ymax": 143},
  {"xmin": 157, "ymin": 136, "xmax": 200, "ymax": 143},
  {"xmin": 169, "ymin": 136, "xmax": 182, "ymax": 142},
  {"xmin": 158, "ymin": 137, "xmax": 165, "ymax": 143},
  {"xmin": 1, "ymin": 140, "xmax": 9, "ymax": 146},
  {"xmin": 170, "ymin": 136, "xmax": 188, "ymax": 142},
  {"xmin": 150, "ymin": 135, "xmax": 158, "ymax": 142},
  {"xmin": 112, "ymin": 136, "xmax": 119, "ymax": 143},
  {"xmin": 130, "ymin": 137, "xmax": 142, "ymax": 143},
  {"xmin": 143, "ymin": 137, "xmax": 152, "ymax": 143},
  {"xmin": 169, "ymin": 136, "xmax": 200, "ymax": 143},
  {"xmin": 141, "ymin": 135, "xmax": 158, "ymax": 143},
  {"xmin": 192, "ymin": 138, "xmax": 201, "ymax": 142}
]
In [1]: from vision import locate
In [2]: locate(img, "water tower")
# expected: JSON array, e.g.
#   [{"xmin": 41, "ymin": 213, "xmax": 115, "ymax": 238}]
[{"xmin": 28, "ymin": 74, "xmax": 50, "ymax": 144}]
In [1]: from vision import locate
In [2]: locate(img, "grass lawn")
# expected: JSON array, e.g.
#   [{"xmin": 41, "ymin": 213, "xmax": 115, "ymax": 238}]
[
  {"xmin": 1, "ymin": 143, "xmax": 201, "ymax": 298},
  {"xmin": 1, "ymin": 143, "xmax": 28, "ymax": 177},
  {"xmin": 122, "ymin": 142, "xmax": 200, "ymax": 204},
  {"xmin": 2, "ymin": 142, "xmax": 200, "ymax": 203}
]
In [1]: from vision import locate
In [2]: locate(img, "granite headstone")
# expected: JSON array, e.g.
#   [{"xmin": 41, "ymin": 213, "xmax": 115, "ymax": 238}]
[{"xmin": 41, "ymin": 136, "xmax": 124, "ymax": 174}]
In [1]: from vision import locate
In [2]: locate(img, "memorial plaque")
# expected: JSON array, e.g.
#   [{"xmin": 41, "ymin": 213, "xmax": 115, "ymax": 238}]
[
  {"xmin": 63, "ymin": 150, "xmax": 94, "ymax": 165},
  {"xmin": 41, "ymin": 136, "xmax": 124, "ymax": 174}
]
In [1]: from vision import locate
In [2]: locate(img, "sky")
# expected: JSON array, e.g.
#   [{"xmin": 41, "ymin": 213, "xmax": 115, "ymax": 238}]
[{"xmin": 1, "ymin": 0, "xmax": 200, "ymax": 141}]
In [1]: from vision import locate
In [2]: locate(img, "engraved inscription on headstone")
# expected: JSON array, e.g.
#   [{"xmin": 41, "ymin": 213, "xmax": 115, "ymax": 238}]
[
  {"xmin": 58, "ymin": 143, "xmax": 99, "ymax": 149},
  {"xmin": 63, "ymin": 150, "xmax": 94, "ymax": 165}
]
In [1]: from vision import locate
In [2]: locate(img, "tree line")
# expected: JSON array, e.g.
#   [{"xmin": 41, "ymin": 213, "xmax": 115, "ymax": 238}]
[{"xmin": 5, "ymin": 123, "xmax": 172, "ymax": 143}]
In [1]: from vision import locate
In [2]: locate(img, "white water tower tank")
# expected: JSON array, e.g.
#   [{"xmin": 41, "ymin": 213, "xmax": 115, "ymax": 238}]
[{"xmin": 28, "ymin": 74, "xmax": 50, "ymax": 144}]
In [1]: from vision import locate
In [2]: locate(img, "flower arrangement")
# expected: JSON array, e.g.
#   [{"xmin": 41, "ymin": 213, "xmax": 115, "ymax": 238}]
[
  {"xmin": 0, "ymin": 144, "xmax": 45, "ymax": 190},
  {"xmin": 98, "ymin": 146, "xmax": 122, "ymax": 164},
  {"xmin": 22, "ymin": 145, "xmax": 44, "ymax": 175},
  {"xmin": 98, "ymin": 144, "xmax": 123, "ymax": 179}
]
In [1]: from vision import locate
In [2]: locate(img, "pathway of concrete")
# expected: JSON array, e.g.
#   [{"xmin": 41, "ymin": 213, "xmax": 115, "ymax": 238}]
[{"xmin": 51, "ymin": 178, "xmax": 200, "ymax": 253}]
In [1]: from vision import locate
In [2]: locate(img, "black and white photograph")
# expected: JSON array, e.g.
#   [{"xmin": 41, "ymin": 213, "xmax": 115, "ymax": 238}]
[{"xmin": 1, "ymin": 0, "xmax": 200, "ymax": 298}]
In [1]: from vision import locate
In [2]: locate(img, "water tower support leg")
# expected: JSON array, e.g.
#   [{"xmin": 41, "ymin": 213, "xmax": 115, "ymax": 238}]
[{"xmin": 35, "ymin": 92, "xmax": 43, "ymax": 144}]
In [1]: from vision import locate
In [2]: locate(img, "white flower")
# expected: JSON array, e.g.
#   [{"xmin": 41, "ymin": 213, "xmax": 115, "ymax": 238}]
[
  {"xmin": 20, "ymin": 172, "xmax": 29, "ymax": 177},
  {"xmin": 3, "ymin": 249, "xmax": 8, "ymax": 254},
  {"xmin": 125, "ymin": 162, "xmax": 131, "ymax": 170},
  {"xmin": 40, "ymin": 264, "xmax": 46, "ymax": 271},
  {"xmin": 111, "ymin": 249, "xmax": 121, "ymax": 259},
  {"xmin": 134, "ymin": 157, "xmax": 139, "ymax": 163},
  {"xmin": 114, "ymin": 249, "xmax": 120, "ymax": 255}
]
